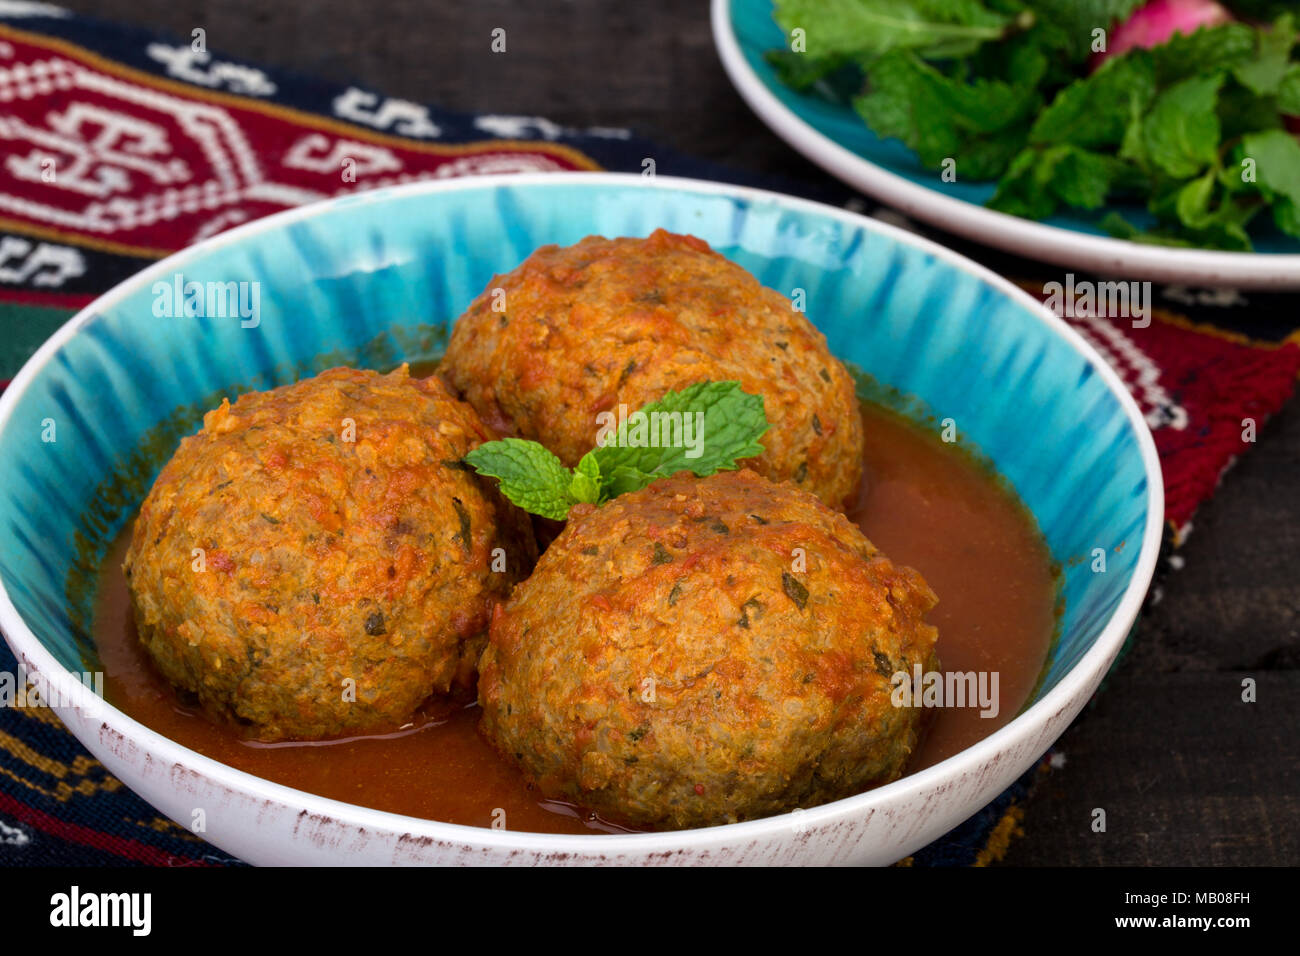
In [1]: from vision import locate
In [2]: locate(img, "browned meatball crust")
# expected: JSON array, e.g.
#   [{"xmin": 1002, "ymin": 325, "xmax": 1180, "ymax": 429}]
[
  {"xmin": 440, "ymin": 229, "xmax": 864, "ymax": 508},
  {"xmin": 124, "ymin": 366, "xmax": 536, "ymax": 741},
  {"xmin": 478, "ymin": 469, "xmax": 939, "ymax": 830}
]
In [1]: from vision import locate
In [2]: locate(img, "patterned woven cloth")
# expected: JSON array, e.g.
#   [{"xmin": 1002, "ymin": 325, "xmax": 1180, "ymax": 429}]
[{"xmin": 1, "ymin": 6, "xmax": 1297, "ymax": 866}]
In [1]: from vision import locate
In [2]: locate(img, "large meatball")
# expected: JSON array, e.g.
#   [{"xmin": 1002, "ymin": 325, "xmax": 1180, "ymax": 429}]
[
  {"xmin": 440, "ymin": 229, "xmax": 864, "ymax": 508},
  {"xmin": 124, "ymin": 366, "xmax": 536, "ymax": 741},
  {"xmin": 477, "ymin": 469, "xmax": 938, "ymax": 830}
]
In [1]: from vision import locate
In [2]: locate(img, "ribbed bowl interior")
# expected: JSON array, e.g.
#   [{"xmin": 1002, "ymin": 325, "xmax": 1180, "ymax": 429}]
[{"xmin": 0, "ymin": 177, "xmax": 1150, "ymax": 711}]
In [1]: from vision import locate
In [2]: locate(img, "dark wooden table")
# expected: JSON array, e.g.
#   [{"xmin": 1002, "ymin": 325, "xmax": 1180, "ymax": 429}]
[{"xmin": 61, "ymin": 0, "xmax": 1298, "ymax": 866}]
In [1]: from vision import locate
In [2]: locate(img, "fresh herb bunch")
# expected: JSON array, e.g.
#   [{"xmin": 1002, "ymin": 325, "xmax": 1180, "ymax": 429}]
[
  {"xmin": 463, "ymin": 381, "xmax": 770, "ymax": 520},
  {"xmin": 767, "ymin": 1, "xmax": 1300, "ymax": 250}
]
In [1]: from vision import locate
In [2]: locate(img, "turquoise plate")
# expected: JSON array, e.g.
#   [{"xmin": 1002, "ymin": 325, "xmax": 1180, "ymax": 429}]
[{"xmin": 714, "ymin": 0, "xmax": 1300, "ymax": 289}]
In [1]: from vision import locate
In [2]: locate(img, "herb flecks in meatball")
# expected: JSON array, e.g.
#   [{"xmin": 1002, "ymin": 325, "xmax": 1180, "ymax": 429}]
[
  {"xmin": 440, "ymin": 230, "xmax": 864, "ymax": 508},
  {"xmin": 124, "ymin": 366, "xmax": 536, "ymax": 741},
  {"xmin": 478, "ymin": 469, "xmax": 938, "ymax": 830}
]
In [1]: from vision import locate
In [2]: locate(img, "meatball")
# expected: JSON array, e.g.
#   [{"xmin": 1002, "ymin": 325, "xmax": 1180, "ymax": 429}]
[
  {"xmin": 477, "ymin": 469, "xmax": 938, "ymax": 830},
  {"xmin": 124, "ymin": 366, "xmax": 536, "ymax": 741},
  {"xmin": 440, "ymin": 229, "xmax": 864, "ymax": 508}
]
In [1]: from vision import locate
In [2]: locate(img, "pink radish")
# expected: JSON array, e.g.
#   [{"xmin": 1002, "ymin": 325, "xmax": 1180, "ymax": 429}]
[{"xmin": 1092, "ymin": 0, "xmax": 1234, "ymax": 68}]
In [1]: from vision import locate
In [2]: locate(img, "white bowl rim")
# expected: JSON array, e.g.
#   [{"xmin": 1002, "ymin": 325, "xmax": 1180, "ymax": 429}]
[
  {"xmin": 711, "ymin": 0, "xmax": 1300, "ymax": 290},
  {"xmin": 0, "ymin": 170, "xmax": 1164, "ymax": 854}
]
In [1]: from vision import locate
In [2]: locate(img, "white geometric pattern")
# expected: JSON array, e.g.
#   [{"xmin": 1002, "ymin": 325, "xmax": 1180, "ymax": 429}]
[
  {"xmin": 283, "ymin": 133, "xmax": 403, "ymax": 176},
  {"xmin": 145, "ymin": 44, "xmax": 278, "ymax": 97},
  {"xmin": 0, "ymin": 42, "xmax": 576, "ymax": 248},
  {"xmin": 0, "ymin": 53, "xmax": 295, "ymax": 237},
  {"xmin": 0, "ymin": 2, "xmax": 70, "ymax": 17},
  {"xmin": 1072, "ymin": 312, "xmax": 1189, "ymax": 431},
  {"xmin": 332, "ymin": 87, "xmax": 440, "ymax": 139},
  {"xmin": 0, "ymin": 233, "xmax": 84, "ymax": 286}
]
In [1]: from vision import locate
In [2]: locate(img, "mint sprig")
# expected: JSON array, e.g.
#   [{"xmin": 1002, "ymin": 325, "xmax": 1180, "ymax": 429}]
[
  {"xmin": 463, "ymin": 381, "xmax": 769, "ymax": 520},
  {"xmin": 462, "ymin": 438, "xmax": 593, "ymax": 521},
  {"xmin": 771, "ymin": 0, "xmax": 1017, "ymax": 63}
]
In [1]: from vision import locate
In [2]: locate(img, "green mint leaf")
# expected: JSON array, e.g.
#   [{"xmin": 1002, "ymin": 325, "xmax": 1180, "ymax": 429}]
[
  {"xmin": 569, "ymin": 452, "xmax": 602, "ymax": 504},
  {"xmin": 1021, "ymin": 1, "xmax": 1144, "ymax": 52},
  {"xmin": 1232, "ymin": 15, "xmax": 1296, "ymax": 96},
  {"xmin": 763, "ymin": 49, "xmax": 850, "ymax": 94},
  {"xmin": 1100, "ymin": 210, "xmax": 1141, "ymax": 240},
  {"xmin": 1149, "ymin": 23, "xmax": 1256, "ymax": 86},
  {"xmin": 465, "ymin": 383, "xmax": 772, "ymax": 520},
  {"xmin": 854, "ymin": 49, "xmax": 1042, "ymax": 172},
  {"xmin": 1117, "ymin": 92, "xmax": 1150, "ymax": 168},
  {"xmin": 1028, "ymin": 51, "xmax": 1156, "ymax": 150},
  {"xmin": 987, "ymin": 146, "xmax": 1063, "ymax": 220},
  {"xmin": 773, "ymin": 0, "xmax": 1013, "ymax": 62},
  {"xmin": 1240, "ymin": 129, "xmax": 1300, "ymax": 208},
  {"xmin": 989, "ymin": 143, "xmax": 1135, "ymax": 217},
  {"xmin": 1224, "ymin": 1, "xmax": 1298, "ymax": 20},
  {"xmin": 1278, "ymin": 64, "xmax": 1300, "ymax": 116},
  {"xmin": 955, "ymin": 127, "xmax": 1034, "ymax": 181},
  {"xmin": 1050, "ymin": 147, "xmax": 1133, "ymax": 210},
  {"xmin": 464, "ymin": 438, "xmax": 577, "ymax": 521},
  {"xmin": 1218, "ymin": 84, "xmax": 1290, "ymax": 143},
  {"xmin": 601, "ymin": 464, "xmax": 658, "ymax": 500},
  {"xmin": 1106, "ymin": 203, "xmax": 1260, "ymax": 253},
  {"xmin": 1141, "ymin": 72, "xmax": 1224, "ymax": 180},
  {"xmin": 1189, "ymin": 219, "xmax": 1255, "ymax": 252},
  {"xmin": 1275, "ymin": 198, "xmax": 1300, "ymax": 238},
  {"xmin": 1174, "ymin": 172, "xmax": 1219, "ymax": 230},
  {"xmin": 591, "ymin": 381, "xmax": 769, "ymax": 497},
  {"xmin": 1213, "ymin": 195, "xmax": 1268, "ymax": 244},
  {"xmin": 853, "ymin": 53, "xmax": 942, "ymax": 153}
]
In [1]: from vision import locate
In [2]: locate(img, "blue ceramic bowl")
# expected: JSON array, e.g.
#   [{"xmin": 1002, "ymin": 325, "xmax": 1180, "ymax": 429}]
[{"xmin": 0, "ymin": 174, "xmax": 1161, "ymax": 865}]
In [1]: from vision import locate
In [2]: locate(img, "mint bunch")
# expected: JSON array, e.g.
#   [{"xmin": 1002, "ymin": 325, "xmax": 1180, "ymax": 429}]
[
  {"xmin": 463, "ymin": 381, "xmax": 769, "ymax": 521},
  {"xmin": 768, "ymin": 1, "xmax": 1300, "ymax": 250}
]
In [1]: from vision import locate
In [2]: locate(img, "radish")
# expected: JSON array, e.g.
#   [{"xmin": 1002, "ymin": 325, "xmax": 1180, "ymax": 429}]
[{"xmin": 1093, "ymin": 0, "xmax": 1235, "ymax": 68}]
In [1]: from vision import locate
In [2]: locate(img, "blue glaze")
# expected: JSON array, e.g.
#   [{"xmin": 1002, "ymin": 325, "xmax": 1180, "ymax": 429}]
[{"xmin": 0, "ymin": 176, "xmax": 1151, "ymax": 701}]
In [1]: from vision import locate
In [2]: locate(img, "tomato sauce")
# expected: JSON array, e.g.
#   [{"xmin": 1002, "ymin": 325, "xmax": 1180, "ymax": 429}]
[{"xmin": 91, "ymin": 401, "xmax": 1058, "ymax": 834}]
